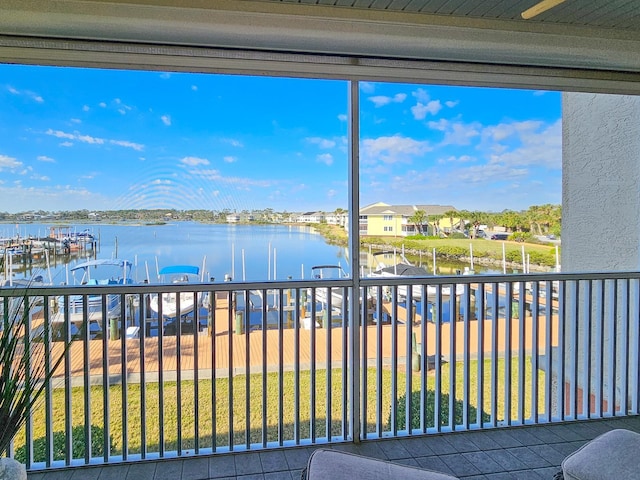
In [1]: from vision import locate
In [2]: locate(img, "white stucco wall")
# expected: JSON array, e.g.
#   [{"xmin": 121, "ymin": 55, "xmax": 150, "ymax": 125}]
[
  {"xmin": 562, "ymin": 92, "xmax": 640, "ymax": 416},
  {"xmin": 562, "ymin": 92, "xmax": 640, "ymax": 272}
]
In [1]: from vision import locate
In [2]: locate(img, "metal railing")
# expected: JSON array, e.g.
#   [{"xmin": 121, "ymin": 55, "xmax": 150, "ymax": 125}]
[{"xmin": 2, "ymin": 271, "xmax": 639, "ymax": 469}]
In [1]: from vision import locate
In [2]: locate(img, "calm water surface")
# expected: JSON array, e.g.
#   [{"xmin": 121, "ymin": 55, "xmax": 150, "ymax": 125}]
[
  {"xmin": 8, "ymin": 222, "xmax": 350, "ymax": 283},
  {"xmin": 5, "ymin": 222, "xmax": 509, "ymax": 284}
]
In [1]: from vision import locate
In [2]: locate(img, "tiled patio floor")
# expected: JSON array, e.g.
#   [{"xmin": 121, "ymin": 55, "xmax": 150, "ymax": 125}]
[{"xmin": 26, "ymin": 416, "xmax": 640, "ymax": 480}]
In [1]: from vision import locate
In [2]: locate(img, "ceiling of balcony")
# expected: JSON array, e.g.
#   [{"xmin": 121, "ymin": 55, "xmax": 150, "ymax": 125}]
[
  {"xmin": 264, "ymin": 0, "xmax": 640, "ymax": 32},
  {"xmin": 1, "ymin": 0, "xmax": 640, "ymax": 75}
]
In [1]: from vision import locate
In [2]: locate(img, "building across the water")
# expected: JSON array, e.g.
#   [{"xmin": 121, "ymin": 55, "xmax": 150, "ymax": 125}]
[{"xmin": 359, "ymin": 202, "xmax": 462, "ymax": 237}]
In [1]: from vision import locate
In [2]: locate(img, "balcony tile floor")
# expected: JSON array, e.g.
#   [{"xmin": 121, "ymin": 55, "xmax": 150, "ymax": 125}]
[{"xmin": 27, "ymin": 416, "xmax": 640, "ymax": 480}]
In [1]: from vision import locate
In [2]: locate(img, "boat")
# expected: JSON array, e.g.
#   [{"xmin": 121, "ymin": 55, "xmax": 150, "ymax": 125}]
[
  {"xmin": 309, "ymin": 264, "xmax": 349, "ymax": 309},
  {"xmin": 148, "ymin": 265, "xmax": 207, "ymax": 319},
  {"xmin": 368, "ymin": 250, "xmax": 463, "ymax": 300},
  {"xmin": 50, "ymin": 258, "xmax": 134, "ymax": 338}
]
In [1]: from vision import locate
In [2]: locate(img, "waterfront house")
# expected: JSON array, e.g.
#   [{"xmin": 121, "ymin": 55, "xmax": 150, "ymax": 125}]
[
  {"xmin": 359, "ymin": 202, "xmax": 461, "ymax": 237},
  {"xmin": 297, "ymin": 211, "xmax": 326, "ymax": 224},
  {"xmin": 2, "ymin": 1, "xmax": 640, "ymax": 478}
]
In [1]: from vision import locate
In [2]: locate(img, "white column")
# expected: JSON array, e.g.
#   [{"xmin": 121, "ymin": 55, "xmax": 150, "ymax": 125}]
[
  {"xmin": 563, "ymin": 92, "xmax": 640, "ymax": 272},
  {"xmin": 562, "ymin": 92, "xmax": 640, "ymax": 417}
]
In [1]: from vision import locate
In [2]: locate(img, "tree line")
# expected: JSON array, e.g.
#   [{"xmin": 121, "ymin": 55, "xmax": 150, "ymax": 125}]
[
  {"xmin": 407, "ymin": 204, "xmax": 562, "ymax": 237},
  {"xmin": 2, "ymin": 204, "xmax": 561, "ymax": 237}
]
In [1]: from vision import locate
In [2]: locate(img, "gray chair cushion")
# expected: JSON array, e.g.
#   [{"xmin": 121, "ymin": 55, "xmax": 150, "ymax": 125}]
[
  {"xmin": 305, "ymin": 448, "xmax": 459, "ymax": 480},
  {"xmin": 562, "ymin": 429, "xmax": 640, "ymax": 480}
]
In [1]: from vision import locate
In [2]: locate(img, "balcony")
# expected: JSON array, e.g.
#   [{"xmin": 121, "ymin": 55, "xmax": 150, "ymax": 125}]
[{"xmin": 3, "ymin": 271, "xmax": 639, "ymax": 477}]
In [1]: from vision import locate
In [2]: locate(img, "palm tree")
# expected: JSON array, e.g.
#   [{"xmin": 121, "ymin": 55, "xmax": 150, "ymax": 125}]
[
  {"xmin": 443, "ymin": 209, "xmax": 458, "ymax": 235},
  {"xmin": 407, "ymin": 209, "xmax": 427, "ymax": 235},
  {"xmin": 428, "ymin": 214, "xmax": 443, "ymax": 236},
  {"xmin": 0, "ymin": 291, "xmax": 76, "ymax": 461}
]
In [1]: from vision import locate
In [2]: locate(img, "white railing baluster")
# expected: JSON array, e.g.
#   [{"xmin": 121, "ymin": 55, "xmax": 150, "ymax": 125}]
[{"xmin": 8, "ymin": 270, "xmax": 640, "ymax": 471}]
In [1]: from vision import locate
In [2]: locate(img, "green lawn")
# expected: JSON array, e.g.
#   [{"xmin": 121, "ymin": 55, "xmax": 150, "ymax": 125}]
[{"xmin": 16, "ymin": 358, "xmax": 547, "ymax": 462}]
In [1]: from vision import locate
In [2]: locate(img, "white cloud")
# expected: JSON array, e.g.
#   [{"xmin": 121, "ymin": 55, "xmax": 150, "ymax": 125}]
[
  {"xmin": 46, "ymin": 129, "xmax": 78, "ymax": 141},
  {"xmin": 180, "ymin": 156, "xmax": 210, "ymax": 166},
  {"xmin": 483, "ymin": 119, "xmax": 562, "ymax": 170},
  {"xmin": 439, "ymin": 155, "xmax": 476, "ymax": 164},
  {"xmin": 71, "ymin": 118, "xmax": 81, "ymax": 124},
  {"xmin": 99, "ymin": 102, "xmax": 107, "ymax": 108},
  {"xmin": 369, "ymin": 93, "xmax": 407, "ymax": 107},
  {"xmin": 7, "ymin": 86, "xmax": 44, "ymax": 103},
  {"xmin": 370, "ymin": 96, "xmax": 391, "ymax": 107},
  {"xmin": 317, "ymin": 153, "xmax": 334, "ymax": 166},
  {"xmin": 37, "ymin": 155, "xmax": 55, "ymax": 163},
  {"xmin": 445, "ymin": 100, "xmax": 459, "ymax": 108},
  {"xmin": 60, "ymin": 141, "xmax": 73, "ymax": 147},
  {"xmin": 327, "ymin": 189, "xmax": 337, "ymax": 198},
  {"xmin": 223, "ymin": 138, "xmax": 244, "ymax": 148},
  {"xmin": 428, "ymin": 119, "xmax": 449, "ymax": 131},
  {"xmin": 77, "ymin": 133, "xmax": 104, "ymax": 145},
  {"xmin": 191, "ymin": 85, "xmax": 198, "ymax": 91},
  {"xmin": 360, "ymin": 82, "xmax": 375, "ymax": 94},
  {"xmin": 361, "ymin": 135, "xmax": 431, "ymax": 165},
  {"xmin": 110, "ymin": 140, "xmax": 144, "ymax": 151},
  {"xmin": 45, "ymin": 129, "xmax": 144, "ymax": 151},
  {"xmin": 83, "ymin": 105, "xmax": 90, "ymax": 112},
  {"xmin": 0, "ymin": 154, "xmax": 22, "ymax": 170},
  {"xmin": 411, "ymin": 100, "xmax": 442, "ymax": 120},
  {"xmin": 427, "ymin": 120, "xmax": 481, "ymax": 146},
  {"xmin": 223, "ymin": 156, "xmax": 237, "ymax": 163},
  {"xmin": 190, "ymin": 168, "xmax": 274, "ymax": 188},
  {"xmin": 161, "ymin": 115, "xmax": 171, "ymax": 126},
  {"xmin": 307, "ymin": 137, "xmax": 336, "ymax": 149},
  {"xmin": 412, "ymin": 88, "xmax": 430, "ymax": 103},
  {"xmin": 30, "ymin": 174, "xmax": 50, "ymax": 181},
  {"xmin": 338, "ymin": 114, "xmax": 347, "ymax": 122},
  {"xmin": 455, "ymin": 163, "xmax": 529, "ymax": 183},
  {"xmin": 160, "ymin": 72, "xmax": 171, "ymax": 79}
]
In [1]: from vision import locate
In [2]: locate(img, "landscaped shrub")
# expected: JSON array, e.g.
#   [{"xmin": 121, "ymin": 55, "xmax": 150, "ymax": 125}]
[
  {"xmin": 448, "ymin": 232, "xmax": 467, "ymax": 239},
  {"xmin": 15, "ymin": 424, "xmax": 112, "ymax": 463},
  {"xmin": 433, "ymin": 245, "xmax": 467, "ymax": 258},
  {"xmin": 527, "ymin": 251, "xmax": 556, "ymax": 267},
  {"xmin": 509, "ymin": 232, "xmax": 533, "ymax": 242},
  {"xmin": 389, "ymin": 390, "xmax": 491, "ymax": 431}
]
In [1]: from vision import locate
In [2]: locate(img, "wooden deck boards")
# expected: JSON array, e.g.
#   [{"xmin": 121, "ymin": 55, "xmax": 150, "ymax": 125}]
[{"xmin": 23, "ymin": 290, "xmax": 560, "ymax": 382}]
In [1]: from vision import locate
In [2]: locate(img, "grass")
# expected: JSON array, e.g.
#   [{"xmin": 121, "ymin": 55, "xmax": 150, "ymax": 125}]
[
  {"xmin": 309, "ymin": 223, "xmax": 558, "ymax": 268},
  {"xmin": 364, "ymin": 236, "xmax": 556, "ymax": 259},
  {"xmin": 16, "ymin": 358, "xmax": 547, "ymax": 462}
]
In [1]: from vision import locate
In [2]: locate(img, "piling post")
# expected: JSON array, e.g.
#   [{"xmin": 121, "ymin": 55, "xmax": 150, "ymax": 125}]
[
  {"xmin": 109, "ymin": 317, "xmax": 119, "ymax": 340},
  {"xmin": 234, "ymin": 310, "xmax": 244, "ymax": 335}
]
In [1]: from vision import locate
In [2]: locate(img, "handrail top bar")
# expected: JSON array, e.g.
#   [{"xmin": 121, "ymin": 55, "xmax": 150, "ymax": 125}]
[{"xmin": 1, "ymin": 270, "xmax": 639, "ymax": 298}]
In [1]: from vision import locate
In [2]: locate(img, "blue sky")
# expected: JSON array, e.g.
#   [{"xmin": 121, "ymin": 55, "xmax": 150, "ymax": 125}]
[{"xmin": 0, "ymin": 64, "xmax": 561, "ymax": 214}]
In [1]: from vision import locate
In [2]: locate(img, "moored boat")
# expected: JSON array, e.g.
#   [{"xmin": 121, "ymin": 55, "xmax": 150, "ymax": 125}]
[
  {"xmin": 148, "ymin": 265, "xmax": 207, "ymax": 319},
  {"xmin": 50, "ymin": 258, "xmax": 134, "ymax": 338},
  {"xmin": 368, "ymin": 250, "xmax": 464, "ymax": 300}
]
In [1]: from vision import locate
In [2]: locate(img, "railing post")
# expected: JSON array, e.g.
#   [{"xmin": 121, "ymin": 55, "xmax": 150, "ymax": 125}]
[{"xmin": 347, "ymin": 79, "xmax": 361, "ymax": 443}]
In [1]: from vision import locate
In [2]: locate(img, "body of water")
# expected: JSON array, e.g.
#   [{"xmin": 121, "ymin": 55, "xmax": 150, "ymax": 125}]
[
  {"xmin": 3, "ymin": 222, "xmax": 508, "ymax": 285},
  {"xmin": 5, "ymin": 222, "xmax": 349, "ymax": 284}
]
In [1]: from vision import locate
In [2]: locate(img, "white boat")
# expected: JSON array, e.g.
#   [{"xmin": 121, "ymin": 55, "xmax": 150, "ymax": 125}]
[
  {"xmin": 368, "ymin": 251, "xmax": 463, "ymax": 300},
  {"xmin": 309, "ymin": 264, "xmax": 349, "ymax": 309},
  {"xmin": 50, "ymin": 258, "xmax": 133, "ymax": 338},
  {"xmin": 149, "ymin": 265, "xmax": 207, "ymax": 318}
]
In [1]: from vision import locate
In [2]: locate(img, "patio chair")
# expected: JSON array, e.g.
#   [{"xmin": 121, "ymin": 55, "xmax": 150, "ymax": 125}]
[
  {"xmin": 304, "ymin": 448, "xmax": 459, "ymax": 480},
  {"xmin": 559, "ymin": 429, "xmax": 640, "ymax": 480}
]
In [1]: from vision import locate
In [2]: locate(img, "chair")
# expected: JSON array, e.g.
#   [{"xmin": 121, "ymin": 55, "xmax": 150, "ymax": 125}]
[{"xmin": 304, "ymin": 448, "xmax": 459, "ymax": 480}]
